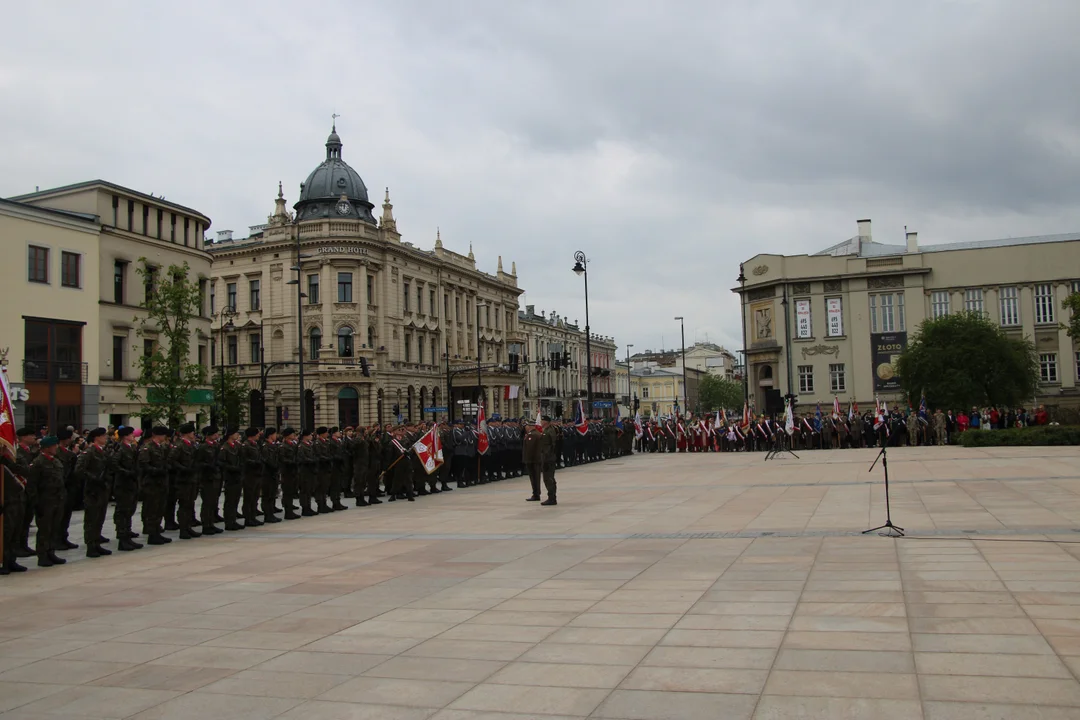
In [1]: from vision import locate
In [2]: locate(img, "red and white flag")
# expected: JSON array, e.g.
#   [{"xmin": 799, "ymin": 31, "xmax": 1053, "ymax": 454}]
[
  {"xmin": 534, "ymin": 410, "xmax": 543, "ymax": 432},
  {"xmin": 412, "ymin": 425, "xmax": 443, "ymax": 475},
  {"xmin": 741, "ymin": 400, "xmax": 750, "ymax": 428},
  {"xmin": 477, "ymin": 404, "xmax": 490, "ymax": 455},
  {"xmin": 575, "ymin": 399, "xmax": 588, "ymax": 436},
  {"xmin": 634, "ymin": 412, "xmax": 643, "ymax": 439},
  {"xmin": 0, "ymin": 368, "xmax": 16, "ymax": 460},
  {"xmin": 833, "ymin": 396, "xmax": 842, "ymax": 418}
]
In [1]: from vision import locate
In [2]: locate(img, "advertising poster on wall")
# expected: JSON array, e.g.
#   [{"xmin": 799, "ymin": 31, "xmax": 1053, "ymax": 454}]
[
  {"xmin": 871, "ymin": 332, "xmax": 907, "ymax": 392},
  {"xmin": 795, "ymin": 299, "xmax": 812, "ymax": 338},
  {"xmin": 826, "ymin": 297, "xmax": 843, "ymax": 336}
]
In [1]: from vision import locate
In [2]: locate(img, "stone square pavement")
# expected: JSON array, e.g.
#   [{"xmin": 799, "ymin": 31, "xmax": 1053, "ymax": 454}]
[{"xmin": 3, "ymin": 445, "xmax": 1080, "ymax": 719}]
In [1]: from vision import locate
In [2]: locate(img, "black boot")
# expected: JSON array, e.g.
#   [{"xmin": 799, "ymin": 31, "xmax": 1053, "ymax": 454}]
[
  {"xmin": 118, "ymin": 538, "xmax": 142, "ymax": 551},
  {"xmin": 368, "ymin": 497, "xmax": 382, "ymax": 505},
  {"xmin": 60, "ymin": 538, "xmax": 78, "ymax": 550},
  {"xmin": 37, "ymin": 554, "xmax": 54, "ymax": 568},
  {"xmin": 541, "ymin": 498, "xmax": 557, "ymax": 506},
  {"xmin": 264, "ymin": 514, "xmax": 282, "ymax": 523},
  {"xmin": 355, "ymin": 498, "xmax": 369, "ymax": 507},
  {"xmin": 47, "ymin": 551, "xmax": 67, "ymax": 564},
  {"xmin": 441, "ymin": 484, "xmax": 453, "ymax": 491},
  {"xmin": 301, "ymin": 507, "xmax": 317, "ymax": 517}
]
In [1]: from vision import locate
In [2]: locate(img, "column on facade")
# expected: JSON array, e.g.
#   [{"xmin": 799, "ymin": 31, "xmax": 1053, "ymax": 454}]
[
  {"xmin": 320, "ymin": 262, "xmax": 333, "ymax": 359},
  {"xmin": 360, "ymin": 263, "xmax": 370, "ymax": 353},
  {"xmin": 1057, "ymin": 283, "xmax": 1077, "ymax": 389},
  {"xmin": 985, "ymin": 287, "xmax": 1000, "ymax": 325}
]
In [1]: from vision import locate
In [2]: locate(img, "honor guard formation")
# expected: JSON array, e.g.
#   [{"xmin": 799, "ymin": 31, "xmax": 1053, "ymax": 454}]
[{"xmin": 0, "ymin": 415, "xmax": 634, "ymax": 575}]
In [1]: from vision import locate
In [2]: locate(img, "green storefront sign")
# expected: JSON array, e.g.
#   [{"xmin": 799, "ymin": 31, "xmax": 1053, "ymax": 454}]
[{"xmin": 146, "ymin": 388, "xmax": 215, "ymax": 405}]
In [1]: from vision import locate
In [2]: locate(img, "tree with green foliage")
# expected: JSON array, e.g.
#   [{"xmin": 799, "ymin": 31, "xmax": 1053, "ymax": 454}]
[
  {"xmin": 1062, "ymin": 291, "xmax": 1080, "ymax": 341},
  {"xmin": 127, "ymin": 260, "xmax": 207, "ymax": 427},
  {"xmin": 213, "ymin": 367, "xmax": 250, "ymax": 429},
  {"xmin": 893, "ymin": 311, "xmax": 1038, "ymax": 411},
  {"xmin": 697, "ymin": 374, "xmax": 744, "ymax": 411}
]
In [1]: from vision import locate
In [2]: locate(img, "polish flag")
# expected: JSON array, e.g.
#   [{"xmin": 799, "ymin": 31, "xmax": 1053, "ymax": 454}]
[{"xmin": 477, "ymin": 404, "xmax": 490, "ymax": 455}]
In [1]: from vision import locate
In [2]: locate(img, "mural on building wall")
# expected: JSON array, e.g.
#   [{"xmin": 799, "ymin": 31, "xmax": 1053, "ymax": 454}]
[{"xmin": 871, "ymin": 332, "xmax": 907, "ymax": 392}]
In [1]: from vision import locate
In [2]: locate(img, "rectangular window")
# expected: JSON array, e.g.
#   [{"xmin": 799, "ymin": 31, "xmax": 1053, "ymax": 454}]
[
  {"xmin": 931, "ymin": 290, "xmax": 950, "ymax": 319},
  {"xmin": 337, "ymin": 272, "xmax": 353, "ymax": 303},
  {"xmin": 964, "ymin": 288, "xmax": 984, "ymax": 315},
  {"xmin": 1000, "ymin": 286, "xmax": 1019, "ymax": 326},
  {"xmin": 170, "ymin": 213, "xmax": 176, "ymax": 242},
  {"xmin": 829, "ymin": 363, "xmax": 846, "ymax": 393},
  {"xmin": 367, "ymin": 275, "xmax": 374, "ymax": 303},
  {"xmin": 417, "ymin": 335, "xmax": 424, "ymax": 364},
  {"xmin": 307, "ymin": 274, "xmax": 319, "ymax": 304},
  {"xmin": 404, "ymin": 334, "xmax": 412, "ymax": 362},
  {"xmin": 825, "ymin": 297, "xmax": 843, "ymax": 336},
  {"xmin": 198, "ymin": 344, "xmax": 206, "ymax": 372},
  {"xmin": 417, "ymin": 284, "xmax": 424, "ymax": 313},
  {"xmin": 466, "ymin": 298, "xmax": 472, "ymax": 323},
  {"xmin": 1035, "ymin": 284, "xmax": 1055, "ymax": 324},
  {"xmin": 870, "ymin": 292, "xmax": 904, "ymax": 333},
  {"xmin": 143, "ymin": 339, "xmax": 155, "ymax": 373},
  {"xmin": 798, "ymin": 365, "xmax": 814, "ymax": 393},
  {"xmin": 794, "ymin": 298, "xmax": 811, "ymax": 339},
  {"xmin": 210, "ymin": 283, "xmax": 216, "ymax": 315},
  {"xmin": 430, "ymin": 289, "xmax": 436, "ymax": 317},
  {"xmin": 431, "ymin": 338, "xmax": 437, "ymax": 366},
  {"xmin": 1076, "ymin": 351, "xmax": 1080, "ymax": 382},
  {"xmin": 249, "ymin": 279, "xmax": 261, "ymax": 310},
  {"xmin": 28, "ymin": 245, "xmax": 49, "ymax": 283},
  {"xmin": 127, "ymin": 200, "xmax": 134, "ymax": 231},
  {"xmin": 112, "ymin": 260, "xmax": 125, "ymax": 303},
  {"xmin": 156, "ymin": 209, "xmax": 163, "ymax": 239},
  {"xmin": 226, "ymin": 282, "xmax": 237, "ymax": 310},
  {"xmin": 112, "ymin": 336, "xmax": 124, "ymax": 381},
  {"xmin": 445, "ymin": 294, "xmax": 450, "ymax": 318},
  {"xmin": 184, "ymin": 217, "xmax": 190, "ymax": 246},
  {"xmin": 485, "ymin": 306, "xmax": 491, "ymax": 327},
  {"xmin": 198, "ymin": 279, "xmax": 207, "ymax": 317},
  {"xmin": 60, "ymin": 252, "xmax": 80, "ymax": 288},
  {"xmin": 250, "ymin": 333, "xmax": 261, "ymax": 364},
  {"xmin": 403, "ymin": 282, "xmax": 411, "ymax": 311},
  {"xmin": 1040, "ymin": 352, "xmax": 1058, "ymax": 383},
  {"xmin": 227, "ymin": 335, "xmax": 238, "ymax": 365},
  {"xmin": 112, "ymin": 195, "xmax": 119, "ymax": 226},
  {"xmin": 455, "ymin": 297, "xmax": 461, "ymax": 321},
  {"xmin": 211, "ymin": 338, "xmax": 216, "ymax": 364}
]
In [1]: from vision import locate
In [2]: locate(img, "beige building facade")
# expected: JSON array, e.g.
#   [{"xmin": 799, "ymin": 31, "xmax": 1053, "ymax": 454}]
[
  {"xmin": 734, "ymin": 219, "xmax": 1080, "ymax": 414},
  {"xmin": 633, "ymin": 366, "xmax": 706, "ymax": 418},
  {"xmin": 2, "ymin": 182, "xmax": 213, "ymax": 430},
  {"xmin": 207, "ymin": 126, "xmax": 525, "ymax": 429}
]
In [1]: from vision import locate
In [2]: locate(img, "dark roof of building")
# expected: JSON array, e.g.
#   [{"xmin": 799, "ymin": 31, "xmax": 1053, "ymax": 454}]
[{"xmin": 9, "ymin": 179, "xmax": 211, "ymax": 225}]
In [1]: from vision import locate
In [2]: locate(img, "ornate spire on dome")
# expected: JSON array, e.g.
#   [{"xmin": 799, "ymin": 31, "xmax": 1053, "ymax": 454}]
[
  {"xmin": 435, "ymin": 227, "xmax": 443, "ymax": 249},
  {"xmin": 326, "ymin": 115, "xmax": 343, "ymax": 160},
  {"xmin": 468, "ymin": 242, "xmax": 474, "ymax": 261},
  {"xmin": 381, "ymin": 187, "xmax": 397, "ymax": 231}
]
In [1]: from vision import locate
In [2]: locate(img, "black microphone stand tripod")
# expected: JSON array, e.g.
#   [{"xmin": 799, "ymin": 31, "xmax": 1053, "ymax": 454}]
[{"xmin": 863, "ymin": 438, "xmax": 904, "ymax": 537}]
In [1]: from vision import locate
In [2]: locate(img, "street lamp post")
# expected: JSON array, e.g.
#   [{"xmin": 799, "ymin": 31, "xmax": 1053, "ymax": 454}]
[
  {"xmin": 737, "ymin": 264, "xmax": 748, "ymax": 407},
  {"xmin": 572, "ymin": 251, "xmax": 593, "ymax": 416},
  {"xmin": 475, "ymin": 302, "xmax": 485, "ymax": 415},
  {"xmin": 216, "ymin": 306, "xmax": 237, "ymax": 427},
  {"xmin": 285, "ymin": 224, "xmax": 312, "ymax": 429},
  {"xmin": 674, "ymin": 316, "xmax": 687, "ymax": 416},
  {"xmin": 781, "ymin": 286, "xmax": 794, "ymax": 404},
  {"xmin": 625, "ymin": 343, "xmax": 634, "ymax": 417}
]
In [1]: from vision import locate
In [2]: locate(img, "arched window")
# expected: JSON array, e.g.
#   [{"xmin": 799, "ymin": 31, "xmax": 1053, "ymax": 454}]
[
  {"xmin": 367, "ymin": 326, "xmax": 375, "ymax": 349},
  {"xmin": 309, "ymin": 327, "xmax": 321, "ymax": 360},
  {"xmin": 338, "ymin": 326, "xmax": 354, "ymax": 357}
]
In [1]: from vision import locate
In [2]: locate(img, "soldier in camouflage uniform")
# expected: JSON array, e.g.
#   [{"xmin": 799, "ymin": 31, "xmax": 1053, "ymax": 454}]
[
  {"xmin": 219, "ymin": 428, "xmax": 244, "ymax": 531},
  {"xmin": 55, "ymin": 429, "xmax": 80, "ymax": 550},
  {"xmin": 240, "ymin": 427, "xmax": 264, "ymax": 527},
  {"xmin": 75, "ymin": 427, "xmax": 113, "ymax": 556},
  {"xmin": 195, "ymin": 426, "xmax": 222, "ymax": 535},
  {"xmin": 31, "ymin": 436, "xmax": 67, "ymax": 567},
  {"xmin": 111, "ymin": 426, "xmax": 143, "ymax": 550}
]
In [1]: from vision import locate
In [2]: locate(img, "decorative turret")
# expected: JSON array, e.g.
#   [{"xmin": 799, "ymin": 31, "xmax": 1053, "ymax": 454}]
[
  {"xmin": 468, "ymin": 242, "xmax": 475, "ymax": 261},
  {"xmin": 435, "ymin": 227, "xmax": 442, "ymax": 249},
  {"xmin": 381, "ymin": 187, "xmax": 397, "ymax": 232},
  {"xmin": 268, "ymin": 181, "xmax": 293, "ymax": 226},
  {"xmin": 511, "ymin": 261, "xmax": 517, "ymax": 275},
  {"xmin": 497, "ymin": 255, "xmax": 503, "ymax": 273}
]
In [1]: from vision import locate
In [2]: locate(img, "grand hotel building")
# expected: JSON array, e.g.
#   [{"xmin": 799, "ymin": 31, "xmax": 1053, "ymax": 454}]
[{"xmin": 207, "ymin": 125, "xmax": 526, "ymax": 429}]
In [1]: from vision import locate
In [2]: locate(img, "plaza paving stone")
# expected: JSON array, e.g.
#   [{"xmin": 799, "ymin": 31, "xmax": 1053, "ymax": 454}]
[{"xmin": 2, "ymin": 445, "xmax": 1080, "ymax": 718}]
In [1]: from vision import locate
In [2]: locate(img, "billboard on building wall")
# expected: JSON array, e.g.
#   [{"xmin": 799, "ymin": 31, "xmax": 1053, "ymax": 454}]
[{"xmin": 871, "ymin": 332, "xmax": 907, "ymax": 392}]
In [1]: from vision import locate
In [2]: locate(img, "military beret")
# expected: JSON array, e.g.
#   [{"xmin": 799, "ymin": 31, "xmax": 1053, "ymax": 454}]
[
  {"xmin": 245, "ymin": 427, "xmax": 260, "ymax": 438},
  {"xmin": 87, "ymin": 427, "xmax": 107, "ymax": 440},
  {"xmin": 178, "ymin": 423, "xmax": 196, "ymax": 434},
  {"xmin": 202, "ymin": 425, "xmax": 218, "ymax": 436},
  {"xmin": 117, "ymin": 426, "xmax": 135, "ymax": 438},
  {"xmin": 264, "ymin": 427, "xmax": 277, "ymax": 436},
  {"xmin": 316, "ymin": 426, "xmax": 328, "ymax": 435},
  {"xmin": 17, "ymin": 427, "xmax": 36, "ymax": 438},
  {"xmin": 343, "ymin": 426, "xmax": 354, "ymax": 432},
  {"xmin": 39, "ymin": 436, "xmax": 58, "ymax": 448},
  {"xmin": 300, "ymin": 429, "xmax": 313, "ymax": 438},
  {"xmin": 57, "ymin": 429, "xmax": 73, "ymax": 441},
  {"xmin": 329, "ymin": 426, "xmax": 339, "ymax": 434},
  {"xmin": 281, "ymin": 427, "xmax": 296, "ymax": 437},
  {"xmin": 542, "ymin": 415, "xmax": 552, "ymax": 422},
  {"xmin": 152, "ymin": 426, "xmax": 170, "ymax": 436}
]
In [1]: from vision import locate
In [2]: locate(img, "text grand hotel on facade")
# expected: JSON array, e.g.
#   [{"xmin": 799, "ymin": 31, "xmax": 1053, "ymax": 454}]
[
  {"xmin": 735, "ymin": 219, "xmax": 1080, "ymax": 413},
  {"xmin": 208, "ymin": 125, "xmax": 528, "ymax": 428}
]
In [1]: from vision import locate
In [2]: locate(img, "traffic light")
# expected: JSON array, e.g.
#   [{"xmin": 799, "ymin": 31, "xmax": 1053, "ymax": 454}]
[
  {"xmin": 509, "ymin": 353, "xmax": 519, "ymax": 373},
  {"xmin": 633, "ymin": 395, "xmax": 640, "ymax": 411},
  {"xmin": 392, "ymin": 403, "xmax": 400, "ymax": 416},
  {"xmin": 359, "ymin": 357, "xmax": 371, "ymax": 377},
  {"xmin": 562, "ymin": 351, "xmax": 571, "ymax": 368}
]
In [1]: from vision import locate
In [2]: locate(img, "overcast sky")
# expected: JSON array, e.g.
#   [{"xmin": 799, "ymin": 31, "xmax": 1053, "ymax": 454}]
[{"xmin": 3, "ymin": 1, "xmax": 1079, "ymax": 360}]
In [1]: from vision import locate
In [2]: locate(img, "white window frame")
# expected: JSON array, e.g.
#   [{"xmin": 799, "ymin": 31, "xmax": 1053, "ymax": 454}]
[
  {"xmin": 964, "ymin": 288, "xmax": 984, "ymax": 315},
  {"xmin": 794, "ymin": 298, "xmax": 812, "ymax": 339},
  {"xmin": 825, "ymin": 297, "xmax": 843, "ymax": 337},
  {"xmin": 798, "ymin": 364, "xmax": 814, "ymax": 394},
  {"xmin": 1039, "ymin": 352, "xmax": 1058, "ymax": 383},
  {"xmin": 931, "ymin": 290, "xmax": 951, "ymax": 319},
  {"xmin": 829, "ymin": 363, "xmax": 846, "ymax": 393},
  {"xmin": 1035, "ymin": 284, "xmax": 1055, "ymax": 324},
  {"xmin": 1000, "ymin": 286, "xmax": 1019, "ymax": 326}
]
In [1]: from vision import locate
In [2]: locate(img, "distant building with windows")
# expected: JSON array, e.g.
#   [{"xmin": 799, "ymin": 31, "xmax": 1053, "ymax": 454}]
[
  {"xmin": 2, "ymin": 181, "xmax": 213, "ymax": 430},
  {"xmin": 630, "ymin": 342, "xmax": 736, "ymax": 379},
  {"xmin": 734, "ymin": 219, "xmax": 1080, "ymax": 414},
  {"xmin": 207, "ymin": 125, "xmax": 524, "ymax": 429}
]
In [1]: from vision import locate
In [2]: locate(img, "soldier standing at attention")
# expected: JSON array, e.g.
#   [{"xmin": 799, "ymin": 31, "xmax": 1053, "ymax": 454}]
[
  {"xmin": 219, "ymin": 428, "xmax": 244, "ymax": 530},
  {"xmin": 438, "ymin": 422, "xmax": 455, "ymax": 492},
  {"xmin": 139, "ymin": 427, "xmax": 173, "ymax": 546},
  {"xmin": 1, "ymin": 430, "xmax": 33, "ymax": 573},
  {"xmin": 240, "ymin": 428, "xmax": 264, "ymax": 527},
  {"xmin": 366, "ymin": 426, "xmax": 383, "ymax": 504},
  {"xmin": 13, "ymin": 428, "xmax": 38, "ymax": 560},
  {"xmin": 170, "ymin": 423, "xmax": 201, "ymax": 539},
  {"xmin": 341, "ymin": 427, "xmax": 355, "ymax": 500},
  {"xmin": 297, "ymin": 429, "xmax": 318, "ymax": 516},
  {"xmin": 55, "ymin": 429, "xmax": 80, "ymax": 551},
  {"xmin": 313, "ymin": 427, "xmax": 332, "ymax": 513},
  {"xmin": 540, "ymin": 416, "xmax": 559, "ymax": 506},
  {"xmin": 31, "ymin": 436, "xmax": 67, "ymax": 567},
  {"xmin": 351, "ymin": 427, "xmax": 369, "ymax": 507},
  {"xmin": 75, "ymin": 427, "xmax": 112, "ymax": 557},
  {"xmin": 329, "ymin": 428, "xmax": 348, "ymax": 511},
  {"xmin": 278, "ymin": 428, "xmax": 300, "ymax": 519},
  {"xmin": 524, "ymin": 420, "xmax": 542, "ymax": 502},
  {"xmin": 261, "ymin": 427, "xmax": 282, "ymax": 523},
  {"xmin": 195, "ymin": 426, "xmax": 222, "ymax": 535},
  {"xmin": 111, "ymin": 426, "xmax": 143, "ymax": 550}
]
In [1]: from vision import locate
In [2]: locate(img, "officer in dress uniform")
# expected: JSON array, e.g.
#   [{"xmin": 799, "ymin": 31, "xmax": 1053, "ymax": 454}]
[
  {"xmin": 261, "ymin": 427, "xmax": 282, "ymax": 523},
  {"xmin": 138, "ymin": 427, "xmax": 173, "ymax": 545},
  {"xmin": 297, "ymin": 429, "xmax": 318, "ymax": 515},
  {"xmin": 31, "ymin": 436, "xmax": 67, "ymax": 567},
  {"xmin": 524, "ymin": 419, "xmax": 543, "ymax": 502},
  {"xmin": 278, "ymin": 428, "xmax": 301, "ymax": 519},
  {"xmin": 55, "ymin": 429, "xmax": 80, "ymax": 551},
  {"xmin": 240, "ymin": 427, "xmax": 265, "ymax": 526},
  {"xmin": 1, "ymin": 429, "xmax": 34, "ymax": 573},
  {"xmin": 437, "ymin": 422, "xmax": 455, "ymax": 492},
  {"xmin": 219, "ymin": 428, "xmax": 244, "ymax": 530},
  {"xmin": 170, "ymin": 423, "xmax": 201, "ymax": 540},
  {"xmin": 195, "ymin": 426, "xmax": 222, "ymax": 535},
  {"xmin": 314, "ymin": 427, "xmax": 332, "ymax": 513},
  {"xmin": 366, "ymin": 426, "xmax": 383, "ymax": 504},
  {"xmin": 111, "ymin": 426, "xmax": 144, "ymax": 549},
  {"xmin": 539, "ymin": 416, "xmax": 558, "ymax": 506},
  {"xmin": 75, "ymin": 427, "xmax": 113, "ymax": 556},
  {"xmin": 351, "ymin": 426, "xmax": 370, "ymax": 507}
]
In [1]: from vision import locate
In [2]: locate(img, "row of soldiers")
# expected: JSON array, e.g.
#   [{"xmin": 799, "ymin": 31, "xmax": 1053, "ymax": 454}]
[{"xmin": 1, "ymin": 415, "xmax": 633, "ymax": 574}]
